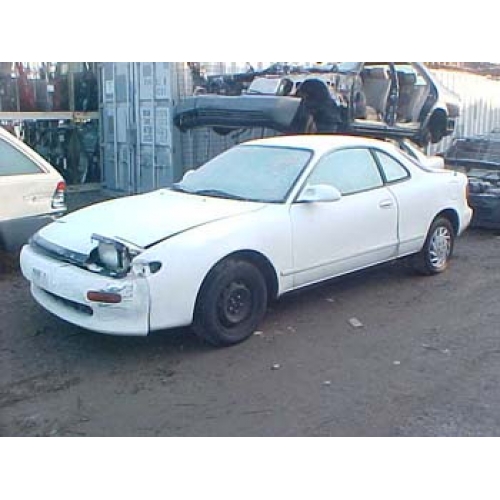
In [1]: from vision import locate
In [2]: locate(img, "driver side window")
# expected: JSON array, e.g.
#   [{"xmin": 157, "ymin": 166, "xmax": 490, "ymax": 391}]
[{"xmin": 307, "ymin": 148, "xmax": 383, "ymax": 196}]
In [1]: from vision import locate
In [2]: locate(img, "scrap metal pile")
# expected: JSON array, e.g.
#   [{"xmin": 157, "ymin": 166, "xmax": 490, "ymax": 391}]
[
  {"xmin": 177, "ymin": 62, "xmax": 460, "ymax": 147},
  {"xmin": 445, "ymin": 131, "xmax": 500, "ymax": 229}
]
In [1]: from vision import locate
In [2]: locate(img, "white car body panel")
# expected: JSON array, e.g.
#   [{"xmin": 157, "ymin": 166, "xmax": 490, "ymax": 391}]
[
  {"xmin": 21, "ymin": 244, "xmax": 150, "ymax": 336},
  {"xmin": 142, "ymin": 205, "xmax": 293, "ymax": 331},
  {"xmin": 39, "ymin": 189, "xmax": 267, "ymax": 254},
  {"xmin": 290, "ymin": 187, "xmax": 398, "ymax": 287},
  {"xmin": 19, "ymin": 135, "xmax": 473, "ymax": 337},
  {"xmin": 387, "ymin": 167, "xmax": 467, "ymax": 256}
]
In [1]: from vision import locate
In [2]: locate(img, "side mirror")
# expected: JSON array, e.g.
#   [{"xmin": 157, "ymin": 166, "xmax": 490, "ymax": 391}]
[{"xmin": 297, "ymin": 184, "xmax": 342, "ymax": 204}]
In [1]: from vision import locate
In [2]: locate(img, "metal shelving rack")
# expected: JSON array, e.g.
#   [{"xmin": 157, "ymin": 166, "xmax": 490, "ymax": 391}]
[{"xmin": 0, "ymin": 63, "xmax": 101, "ymax": 186}]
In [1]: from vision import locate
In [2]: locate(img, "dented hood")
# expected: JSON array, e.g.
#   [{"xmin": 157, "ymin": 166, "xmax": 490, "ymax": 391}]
[{"xmin": 37, "ymin": 189, "xmax": 265, "ymax": 255}]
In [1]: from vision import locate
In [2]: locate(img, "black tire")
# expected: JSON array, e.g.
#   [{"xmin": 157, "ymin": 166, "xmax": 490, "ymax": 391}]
[
  {"xmin": 428, "ymin": 110, "xmax": 448, "ymax": 144},
  {"xmin": 412, "ymin": 217, "xmax": 455, "ymax": 275},
  {"xmin": 193, "ymin": 259, "xmax": 268, "ymax": 347},
  {"xmin": 416, "ymin": 128, "xmax": 432, "ymax": 148}
]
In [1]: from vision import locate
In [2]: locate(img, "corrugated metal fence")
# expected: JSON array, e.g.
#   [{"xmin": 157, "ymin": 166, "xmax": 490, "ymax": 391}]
[{"xmin": 429, "ymin": 69, "xmax": 500, "ymax": 154}]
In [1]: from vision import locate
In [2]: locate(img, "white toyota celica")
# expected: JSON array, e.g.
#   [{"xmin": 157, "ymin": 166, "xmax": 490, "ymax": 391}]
[{"xmin": 20, "ymin": 135, "xmax": 472, "ymax": 347}]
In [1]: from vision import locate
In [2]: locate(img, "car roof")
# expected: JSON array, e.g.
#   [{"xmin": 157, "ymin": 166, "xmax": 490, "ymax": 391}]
[{"xmin": 243, "ymin": 134, "xmax": 395, "ymax": 156}]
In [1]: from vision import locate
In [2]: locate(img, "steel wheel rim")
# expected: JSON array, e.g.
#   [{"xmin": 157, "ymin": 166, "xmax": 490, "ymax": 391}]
[
  {"xmin": 429, "ymin": 226, "xmax": 452, "ymax": 269},
  {"xmin": 217, "ymin": 281, "xmax": 253, "ymax": 327}
]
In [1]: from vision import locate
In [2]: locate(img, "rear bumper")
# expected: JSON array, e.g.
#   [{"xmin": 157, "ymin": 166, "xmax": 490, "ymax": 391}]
[
  {"xmin": 20, "ymin": 244, "xmax": 150, "ymax": 336},
  {"xmin": 0, "ymin": 212, "xmax": 64, "ymax": 252},
  {"xmin": 460, "ymin": 206, "xmax": 474, "ymax": 235}
]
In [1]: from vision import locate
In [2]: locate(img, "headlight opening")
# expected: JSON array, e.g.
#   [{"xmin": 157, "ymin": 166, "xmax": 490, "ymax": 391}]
[{"xmin": 91, "ymin": 234, "xmax": 135, "ymax": 275}]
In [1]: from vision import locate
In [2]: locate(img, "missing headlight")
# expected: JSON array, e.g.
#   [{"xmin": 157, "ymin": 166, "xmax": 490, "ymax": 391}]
[{"xmin": 91, "ymin": 234, "xmax": 139, "ymax": 276}]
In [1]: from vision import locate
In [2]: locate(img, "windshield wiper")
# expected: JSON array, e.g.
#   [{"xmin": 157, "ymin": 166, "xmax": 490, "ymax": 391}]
[
  {"xmin": 192, "ymin": 189, "xmax": 251, "ymax": 201},
  {"xmin": 171, "ymin": 185, "xmax": 257, "ymax": 201}
]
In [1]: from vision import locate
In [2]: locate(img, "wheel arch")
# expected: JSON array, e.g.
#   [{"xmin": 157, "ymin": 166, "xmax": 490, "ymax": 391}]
[
  {"xmin": 195, "ymin": 249, "xmax": 280, "ymax": 308},
  {"xmin": 435, "ymin": 208, "xmax": 460, "ymax": 236}
]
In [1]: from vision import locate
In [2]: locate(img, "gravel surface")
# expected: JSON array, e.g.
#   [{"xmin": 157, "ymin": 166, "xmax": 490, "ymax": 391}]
[{"xmin": 1, "ymin": 229, "xmax": 499, "ymax": 436}]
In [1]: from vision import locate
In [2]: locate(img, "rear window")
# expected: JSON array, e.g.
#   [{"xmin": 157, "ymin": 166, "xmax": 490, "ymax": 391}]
[{"xmin": 0, "ymin": 138, "xmax": 42, "ymax": 176}]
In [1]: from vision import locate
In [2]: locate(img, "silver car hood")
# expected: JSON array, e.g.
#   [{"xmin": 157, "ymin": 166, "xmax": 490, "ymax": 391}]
[{"xmin": 37, "ymin": 189, "xmax": 265, "ymax": 255}]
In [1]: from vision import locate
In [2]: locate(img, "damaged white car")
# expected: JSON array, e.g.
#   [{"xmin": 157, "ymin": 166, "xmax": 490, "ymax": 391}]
[{"xmin": 20, "ymin": 136, "xmax": 472, "ymax": 347}]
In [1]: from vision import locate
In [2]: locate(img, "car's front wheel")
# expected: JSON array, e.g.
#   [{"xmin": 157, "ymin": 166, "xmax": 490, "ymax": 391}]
[
  {"xmin": 413, "ymin": 217, "xmax": 455, "ymax": 275},
  {"xmin": 193, "ymin": 259, "xmax": 268, "ymax": 347}
]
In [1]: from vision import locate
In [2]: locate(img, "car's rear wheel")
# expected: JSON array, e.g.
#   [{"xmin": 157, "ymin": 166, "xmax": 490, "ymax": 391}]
[
  {"xmin": 413, "ymin": 217, "xmax": 455, "ymax": 275},
  {"xmin": 193, "ymin": 259, "xmax": 268, "ymax": 347}
]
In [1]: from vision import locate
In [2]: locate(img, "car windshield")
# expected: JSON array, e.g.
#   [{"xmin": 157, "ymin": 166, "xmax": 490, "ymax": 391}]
[{"xmin": 173, "ymin": 145, "xmax": 313, "ymax": 203}]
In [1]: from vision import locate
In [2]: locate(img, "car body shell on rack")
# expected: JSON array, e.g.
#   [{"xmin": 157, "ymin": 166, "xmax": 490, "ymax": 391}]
[{"xmin": 175, "ymin": 62, "xmax": 460, "ymax": 147}]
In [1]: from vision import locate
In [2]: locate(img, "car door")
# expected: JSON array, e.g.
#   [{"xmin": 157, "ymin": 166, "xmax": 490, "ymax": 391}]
[
  {"xmin": 0, "ymin": 133, "xmax": 54, "ymax": 223},
  {"xmin": 289, "ymin": 147, "xmax": 399, "ymax": 288}
]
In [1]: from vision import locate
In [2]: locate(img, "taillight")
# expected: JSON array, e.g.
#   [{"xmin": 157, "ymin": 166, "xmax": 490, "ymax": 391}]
[{"xmin": 52, "ymin": 180, "xmax": 66, "ymax": 210}]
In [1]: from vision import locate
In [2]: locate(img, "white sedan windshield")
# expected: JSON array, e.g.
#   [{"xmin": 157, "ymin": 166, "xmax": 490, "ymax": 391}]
[{"xmin": 174, "ymin": 145, "xmax": 313, "ymax": 203}]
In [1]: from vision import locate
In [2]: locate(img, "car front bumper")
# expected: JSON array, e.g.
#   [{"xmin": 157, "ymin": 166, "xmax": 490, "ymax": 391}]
[{"xmin": 20, "ymin": 244, "xmax": 151, "ymax": 336}]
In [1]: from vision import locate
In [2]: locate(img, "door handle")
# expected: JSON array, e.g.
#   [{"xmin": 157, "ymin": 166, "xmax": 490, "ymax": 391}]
[{"xmin": 379, "ymin": 200, "xmax": 394, "ymax": 209}]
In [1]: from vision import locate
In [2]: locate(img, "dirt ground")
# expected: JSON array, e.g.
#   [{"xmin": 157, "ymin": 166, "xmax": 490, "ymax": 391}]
[{"xmin": 1, "ymin": 228, "xmax": 500, "ymax": 437}]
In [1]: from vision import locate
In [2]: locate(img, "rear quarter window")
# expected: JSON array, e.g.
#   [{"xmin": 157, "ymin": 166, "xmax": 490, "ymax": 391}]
[
  {"xmin": 374, "ymin": 150, "xmax": 410, "ymax": 183},
  {"xmin": 0, "ymin": 138, "xmax": 43, "ymax": 176}
]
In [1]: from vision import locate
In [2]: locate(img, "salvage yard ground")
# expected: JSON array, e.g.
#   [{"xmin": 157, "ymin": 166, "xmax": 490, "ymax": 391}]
[{"xmin": 1, "ymin": 228, "xmax": 499, "ymax": 437}]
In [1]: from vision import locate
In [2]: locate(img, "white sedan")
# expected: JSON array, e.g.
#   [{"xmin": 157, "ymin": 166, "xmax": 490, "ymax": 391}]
[{"xmin": 20, "ymin": 135, "xmax": 472, "ymax": 346}]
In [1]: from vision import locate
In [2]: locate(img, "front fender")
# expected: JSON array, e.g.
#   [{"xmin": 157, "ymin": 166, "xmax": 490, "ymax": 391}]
[{"xmin": 141, "ymin": 206, "xmax": 293, "ymax": 332}]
